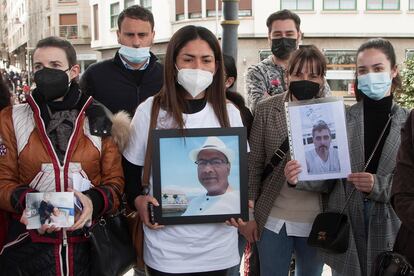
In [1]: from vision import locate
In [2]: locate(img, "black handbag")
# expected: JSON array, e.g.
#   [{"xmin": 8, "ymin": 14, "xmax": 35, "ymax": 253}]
[
  {"xmin": 88, "ymin": 211, "xmax": 136, "ymax": 276},
  {"xmin": 308, "ymin": 115, "xmax": 393, "ymax": 254},
  {"xmin": 372, "ymin": 251, "xmax": 414, "ymax": 276},
  {"xmin": 307, "ymin": 212, "xmax": 350, "ymax": 253}
]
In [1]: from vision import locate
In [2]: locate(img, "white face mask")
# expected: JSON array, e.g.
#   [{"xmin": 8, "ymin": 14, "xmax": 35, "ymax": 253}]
[{"xmin": 176, "ymin": 67, "xmax": 214, "ymax": 98}]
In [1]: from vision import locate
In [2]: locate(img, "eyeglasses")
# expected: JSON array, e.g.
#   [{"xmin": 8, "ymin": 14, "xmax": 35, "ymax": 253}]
[{"xmin": 195, "ymin": 158, "xmax": 228, "ymax": 167}]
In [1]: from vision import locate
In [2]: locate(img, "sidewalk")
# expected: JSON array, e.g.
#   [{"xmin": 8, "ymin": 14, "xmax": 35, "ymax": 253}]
[{"xmin": 124, "ymin": 264, "xmax": 332, "ymax": 276}]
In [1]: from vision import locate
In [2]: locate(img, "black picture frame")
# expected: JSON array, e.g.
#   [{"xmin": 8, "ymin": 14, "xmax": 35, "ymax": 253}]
[{"xmin": 152, "ymin": 127, "xmax": 248, "ymax": 225}]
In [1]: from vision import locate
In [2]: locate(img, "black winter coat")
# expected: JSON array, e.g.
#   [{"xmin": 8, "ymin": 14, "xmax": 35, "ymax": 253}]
[
  {"xmin": 80, "ymin": 52, "xmax": 163, "ymax": 116},
  {"xmin": 392, "ymin": 110, "xmax": 414, "ymax": 266}
]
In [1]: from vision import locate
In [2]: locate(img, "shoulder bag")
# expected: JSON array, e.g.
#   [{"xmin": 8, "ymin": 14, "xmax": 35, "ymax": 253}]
[
  {"xmin": 88, "ymin": 206, "xmax": 136, "ymax": 276},
  {"xmin": 307, "ymin": 115, "xmax": 393, "ymax": 253}
]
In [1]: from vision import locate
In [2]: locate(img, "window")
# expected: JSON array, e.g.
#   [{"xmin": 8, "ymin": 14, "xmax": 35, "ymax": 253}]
[
  {"xmin": 324, "ymin": 50, "xmax": 356, "ymax": 95},
  {"xmin": 93, "ymin": 4, "xmax": 99, "ymax": 40},
  {"xmin": 239, "ymin": 0, "xmax": 252, "ymax": 17},
  {"xmin": 406, "ymin": 50, "xmax": 414, "ymax": 60},
  {"xmin": 238, "ymin": 10, "xmax": 252, "ymax": 16},
  {"xmin": 188, "ymin": 0, "xmax": 202, "ymax": 19},
  {"xmin": 410, "ymin": 0, "xmax": 414, "ymax": 9},
  {"xmin": 175, "ymin": 0, "xmax": 184, "ymax": 21},
  {"xmin": 124, "ymin": 0, "xmax": 135, "ymax": 8},
  {"xmin": 323, "ymin": 0, "xmax": 356, "ymax": 10},
  {"xmin": 189, "ymin": 12, "xmax": 202, "ymax": 19},
  {"xmin": 325, "ymin": 50, "xmax": 356, "ymax": 70},
  {"xmin": 140, "ymin": 0, "xmax": 151, "ymax": 10},
  {"xmin": 207, "ymin": 10, "xmax": 222, "ymax": 17},
  {"xmin": 110, "ymin": 2, "xmax": 120, "ymax": 29},
  {"xmin": 59, "ymin": 13, "xmax": 78, "ymax": 39},
  {"xmin": 281, "ymin": 0, "xmax": 313, "ymax": 10},
  {"xmin": 366, "ymin": 0, "xmax": 399, "ymax": 10},
  {"xmin": 206, "ymin": 0, "xmax": 221, "ymax": 17}
]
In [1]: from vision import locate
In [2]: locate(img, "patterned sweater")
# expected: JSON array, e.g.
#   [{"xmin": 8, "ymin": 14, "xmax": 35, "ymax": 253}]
[{"xmin": 245, "ymin": 55, "xmax": 331, "ymax": 112}]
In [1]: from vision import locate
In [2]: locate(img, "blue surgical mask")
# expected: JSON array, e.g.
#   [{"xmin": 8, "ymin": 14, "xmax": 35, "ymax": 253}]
[
  {"xmin": 118, "ymin": 45, "xmax": 150, "ymax": 64},
  {"xmin": 357, "ymin": 72, "xmax": 392, "ymax": 101}
]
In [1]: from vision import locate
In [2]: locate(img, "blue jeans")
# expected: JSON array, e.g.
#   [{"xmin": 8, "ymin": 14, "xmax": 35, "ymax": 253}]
[{"xmin": 256, "ymin": 225, "xmax": 323, "ymax": 276}]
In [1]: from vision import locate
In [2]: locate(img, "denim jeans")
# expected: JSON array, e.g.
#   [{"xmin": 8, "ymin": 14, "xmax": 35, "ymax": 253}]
[{"xmin": 256, "ymin": 225, "xmax": 324, "ymax": 276}]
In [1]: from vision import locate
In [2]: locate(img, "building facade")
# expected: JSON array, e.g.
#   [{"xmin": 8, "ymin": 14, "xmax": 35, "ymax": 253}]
[
  {"xmin": 89, "ymin": 0, "xmax": 414, "ymax": 97},
  {"xmin": 0, "ymin": 0, "xmax": 101, "ymax": 75}
]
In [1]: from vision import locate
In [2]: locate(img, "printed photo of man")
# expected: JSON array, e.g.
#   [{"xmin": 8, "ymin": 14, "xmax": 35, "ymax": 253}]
[
  {"xmin": 305, "ymin": 120, "xmax": 340, "ymax": 174},
  {"xmin": 182, "ymin": 136, "xmax": 240, "ymax": 216}
]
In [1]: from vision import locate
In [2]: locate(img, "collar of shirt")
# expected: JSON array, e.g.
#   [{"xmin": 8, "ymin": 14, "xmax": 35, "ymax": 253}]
[{"xmin": 120, "ymin": 55, "xmax": 150, "ymax": 71}]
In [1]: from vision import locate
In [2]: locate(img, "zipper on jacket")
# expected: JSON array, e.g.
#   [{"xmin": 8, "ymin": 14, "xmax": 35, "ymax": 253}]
[{"xmin": 63, "ymin": 229, "xmax": 68, "ymax": 247}]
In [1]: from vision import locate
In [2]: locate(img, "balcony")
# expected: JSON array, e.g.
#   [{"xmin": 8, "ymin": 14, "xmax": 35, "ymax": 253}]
[
  {"xmin": 59, "ymin": 25, "xmax": 78, "ymax": 39},
  {"xmin": 58, "ymin": 0, "xmax": 77, "ymax": 3}
]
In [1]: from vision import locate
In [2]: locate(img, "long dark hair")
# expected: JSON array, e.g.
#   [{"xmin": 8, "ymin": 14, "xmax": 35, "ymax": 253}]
[
  {"xmin": 354, "ymin": 38, "xmax": 401, "ymax": 102},
  {"xmin": 0, "ymin": 74, "xmax": 11, "ymax": 110},
  {"xmin": 155, "ymin": 25, "xmax": 229, "ymax": 129}
]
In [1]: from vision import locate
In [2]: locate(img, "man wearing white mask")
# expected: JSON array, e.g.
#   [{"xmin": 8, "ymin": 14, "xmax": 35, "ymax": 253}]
[{"xmin": 80, "ymin": 5, "xmax": 163, "ymax": 116}]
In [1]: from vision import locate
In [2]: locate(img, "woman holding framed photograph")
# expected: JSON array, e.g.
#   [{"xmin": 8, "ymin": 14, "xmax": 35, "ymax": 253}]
[
  {"xmin": 245, "ymin": 45, "xmax": 327, "ymax": 276},
  {"xmin": 285, "ymin": 38, "xmax": 409, "ymax": 276},
  {"xmin": 122, "ymin": 25, "xmax": 245, "ymax": 275}
]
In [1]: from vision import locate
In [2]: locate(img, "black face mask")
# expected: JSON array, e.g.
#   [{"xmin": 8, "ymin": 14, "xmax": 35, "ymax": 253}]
[
  {"xmin": 289, "ymin": 80, "xmax": 320, "ymax": 100},
  {"xmin": 34, "ymin": 67, "xmax": 71, "ymax": 102},
  {"xmin": 271, "ymin": 38, "xmax": 297, "ymax": 60}
]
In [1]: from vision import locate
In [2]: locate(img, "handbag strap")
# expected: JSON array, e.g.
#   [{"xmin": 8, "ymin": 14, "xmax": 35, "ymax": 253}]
[
  {"xmin": 261, "ymin": 137, "xmax": 289, "ymax": 182},
  {"xmin": 340, "ymin": 114, "xmax": 393, "ymax": 214},
  {"xmin": 142, "ymin": 97, "xmax": 161, "ymax": 187}
]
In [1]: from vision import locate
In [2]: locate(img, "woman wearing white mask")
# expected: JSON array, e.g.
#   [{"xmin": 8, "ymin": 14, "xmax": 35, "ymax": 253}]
[
  {"xmin": 122, "ymin": 25, "xmax": 245, "ymax": 275},
  {"xmin": 285, "ymin": 38, "xmax": 409, "ymax": 276}
]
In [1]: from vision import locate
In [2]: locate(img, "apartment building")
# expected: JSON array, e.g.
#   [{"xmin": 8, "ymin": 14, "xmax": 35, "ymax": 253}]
[
  {"xmin": 0, "ymin": 0, "xmax": 101, "ymax": 73},
  {"xmin": 89, "ymin": 0, "xmax": 414, "ymax": 96}
]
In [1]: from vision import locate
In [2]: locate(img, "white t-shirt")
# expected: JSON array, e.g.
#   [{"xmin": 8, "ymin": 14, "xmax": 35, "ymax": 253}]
[
  {"xmin": 182, "ymin": 190, "xmax": 240, "ymax": 216},
  {"xmin": 305, "ymin": 147, "xmax": 341, "ymax": 174},
  {"xmin": 123, "ymin": 97, "xmax": 243, "ymax": 273}
]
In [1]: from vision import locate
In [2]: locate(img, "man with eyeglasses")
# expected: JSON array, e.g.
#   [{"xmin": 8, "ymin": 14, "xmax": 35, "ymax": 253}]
[{"xmin": 182, "ymin": 136, "xmax": 240, "ymax": 216}]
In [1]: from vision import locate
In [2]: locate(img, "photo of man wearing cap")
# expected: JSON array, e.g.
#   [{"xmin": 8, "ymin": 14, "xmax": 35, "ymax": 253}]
[{"xmin": 182, "ymin": 136, "xmax": 241, "ymax": 216}]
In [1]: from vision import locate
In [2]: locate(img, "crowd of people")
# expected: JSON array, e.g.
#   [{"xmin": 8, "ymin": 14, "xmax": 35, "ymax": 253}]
[
  {"xmin": 0, "ymin": 69, "xmax": 31, "ymax": 104},
  {"xmin": 0, "ymin": 4, "xmax": 413, "ymax": 276}
]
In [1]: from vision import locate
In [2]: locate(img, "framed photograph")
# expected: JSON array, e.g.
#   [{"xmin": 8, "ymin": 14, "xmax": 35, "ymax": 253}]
[
  {"xmin": 152, "ymin": 127, "xmax": 248, "ymax": 225},
  {"xmin": 25, "ymin": 192, "xmax": 75, "ymax": 229},
  {"xmin": 285, "ymin": 97, "xmax": 351, "ymax": 181}
]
